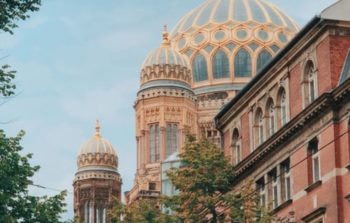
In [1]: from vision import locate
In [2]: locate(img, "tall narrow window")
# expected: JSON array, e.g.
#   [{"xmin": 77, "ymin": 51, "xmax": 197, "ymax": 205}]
[
  {"xmin": 235, "ymin": 48, "xmax": 252, "ymax": 77},
  {"xmin": 257, "ymin": 178, "xmax": 266, "ymax": 207},
  {"xmin": 266, "ymin": 99, "xmax": 275, "ymax": 137},
  {"xmin": 149, "ymin": 123, "xmax": 160, "ymax": 163},
  {"xmin": 308, "ymin": 138, "xmax": 320, "ymax": 183},
  {"xmin": 166, "ymin": 123, "xmax": 178, "ymax": 158},
  {"xmin": 257, "ymin": 49, "xmax": 272, "ymax": 72},
  {"xmin": 193, "ymin": 53, "xmax": 208, "ymax": 82},
  {"xmin": 232, "ymin": 129, "xmax": 241, "ymax": 165},
  {"xmin": 303, "ymin": 61, "xmax": 317, "ymax": 106},
  {"xmin": 84, "ymin": 202, "xmax": 88, "ymax": 223},
  {"xmin": 268, "ymin": 169, "xmax": 279, "ymax": 209},
  {"xmin": 255, "ymin": 108, "xmax": 264, "ymax": 146},
  {"xmin": 281, "ymin": 159, "xmax": 291, "ymax": 202},
  {"xmin": 212, "ymin": 49, "xmax": 230, "ymax": 79},
  {"xmin": 103, "ymin": 208, "xmax": 106, "ymax": 223},
  {"xmin": 278, "ymin": 88, "xmax": 288, "ymax": 126}
]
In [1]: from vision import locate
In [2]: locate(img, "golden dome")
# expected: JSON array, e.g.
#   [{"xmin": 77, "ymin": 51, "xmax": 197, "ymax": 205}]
[
  {"xmin": 77, "ymin": 120, "xmax": 118, "ymax": 170},
  {"xmin": 171, "ymin": 0, "xmax": 300, "ymax": 94},
  {"xmin": 139, "ymin": 25, "xmax": 192, "ymax": 90},
  {"xmin": 142, "ymin": 25, "xmax": 189, "ymax": 69}
]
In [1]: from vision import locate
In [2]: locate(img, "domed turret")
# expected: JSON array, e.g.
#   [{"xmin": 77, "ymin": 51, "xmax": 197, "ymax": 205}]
[
  {"xmin": 73, "ymin": 120, "xmax": 122, "ymax": 222},
  {"xmin": 75, "ymin": 120, "xmax": 119, "ymax": 179},
  {"xmin": 171, "ymin": 0, "xmax": 300, "ymax": 93},
  {"xmin": 140, "ymin": 26, "xmax": 192, "ymax": 92}
]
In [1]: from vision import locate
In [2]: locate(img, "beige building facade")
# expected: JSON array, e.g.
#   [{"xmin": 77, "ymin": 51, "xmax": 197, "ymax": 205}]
[{"xmin": 127, "ymin": 0, "xmax": 299, "ymax": 204}]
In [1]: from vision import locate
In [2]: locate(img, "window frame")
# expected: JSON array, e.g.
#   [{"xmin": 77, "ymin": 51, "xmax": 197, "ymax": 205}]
[
  {"xmin": 231, "ymin": 128, "xmax": 241, "ymax": 165},
  {"xmin": 303, "ymin": 60, "xmax": 318, "ymax": 107},
  {"xmin": 212, "ymin": 49, "xmax": 230, "ymax": 79},
  {"xmin": 149, "ymin": 123, "xmax": 160, "ymax": 163},
  {"xmin": 165, "ymin": 123, "xmax": 179, "ymax": 158},
  {"xmin": 234, "ymin": 48, "xmax": 252, "ymax": 77},
  {"xmin": 192, "ymin": 53, "xmax": 209, "ymax": 82}
]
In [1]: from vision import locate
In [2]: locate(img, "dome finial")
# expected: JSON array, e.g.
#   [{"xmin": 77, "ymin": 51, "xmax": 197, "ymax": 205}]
[
  {"xmin": 95, "ymin": 119, "xmax": 101, "ymax": 136},
  {"xmin": 161, "ymin": 24, "xmax": 171, "ymax": 47}
]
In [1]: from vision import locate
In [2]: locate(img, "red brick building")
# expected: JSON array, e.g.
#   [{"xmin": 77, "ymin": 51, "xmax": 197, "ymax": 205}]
[{"xmin": 215, "ymin": 1, "xmax": 350, "ymax": 222}]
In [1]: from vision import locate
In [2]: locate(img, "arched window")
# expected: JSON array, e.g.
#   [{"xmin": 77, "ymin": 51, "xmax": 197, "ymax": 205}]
[
  {"xmin": 266, "ymin": 99, "xmax": 275, "ymax": 137},
  {"xmin": 235, "ymin": 48, "xmax": 252, "ymax": 77},
  {"xmin": 166, "ymin": 123, "xmax": 178, "ymax": 158},
  {"xmin": 278, "ymin": 88, "xmax": 288, "ymax": 127},
  {"xmin": 255, "ymin": 108, "xmax": 264, "ymax": 147},
  {"xmin": 212, "ymin": 49, "xmax": 230, "ymax": 79},
  {"xmin": 303, "ymin": 60, "xmax": 317, "ymax": 106},
  {"xmin": 193, "ymin": 53, "xmax": 208, "ymax": 82},
  {"xmin": 257, "ymin": 50, "xmax": 272, "ymax": 72},
  {"xmin": 232, "ymin": 128, "xmax": 241, "ymax": 165}
]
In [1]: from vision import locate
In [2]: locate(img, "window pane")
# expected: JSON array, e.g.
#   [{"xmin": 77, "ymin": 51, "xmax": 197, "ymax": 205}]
[
  {"xmin": 313, "ymin": 156, "xmax": 320, "ymax": 182},
  {"xmin": 286, "ymin": 177, "xmax": 291, "ymax": 200},
  {"xmin": 193, "ymin": 54, "xmax": 208, "ymax": 82},
  {"xmin": 150, "ymin": 124, "xmax": 160, "ymax": 163},
  {"xmin": 166, "ymin": 123, "xmax": 178, "ymax": 158},
  {"xmin": 235, "ymin": 48, "xmax": 252, "ymax": 77},
  {"xmin": 257, "ymin": 50, "xmax": 272, "ymax": 72},
  {"xmin": 212, "ymin": 50, "xmax": 230, "ymax": 79}
]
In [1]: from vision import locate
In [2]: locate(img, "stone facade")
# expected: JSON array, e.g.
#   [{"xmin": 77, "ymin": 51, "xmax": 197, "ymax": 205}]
[
  {"xmin": 215, "ymin": 2, "xmax": 350, "ymax": 221},
  {"xmin": 73, "ymin": 122, "xmax": 122, "ymax": 223}
]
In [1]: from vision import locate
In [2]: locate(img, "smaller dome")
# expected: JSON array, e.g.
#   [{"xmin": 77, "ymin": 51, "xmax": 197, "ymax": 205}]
[
  {"xmin": 78, "ymin": 121, "xmax": 117, "ymax": 157},
  {"xmin": 141, "ymin": 26, "xmax": 189, "ymax": 70}
]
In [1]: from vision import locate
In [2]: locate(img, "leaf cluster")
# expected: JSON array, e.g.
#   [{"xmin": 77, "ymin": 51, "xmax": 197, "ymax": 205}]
[
  {"xmin": 109, "ymin": 198, "xmax": 178, "ymax": 223},
  {"xmin": 0, "ymin": 0, "xmax": 41, "ymax": 34},
  {"xmin": 0, "ymin": 130, "xmax": 68, "ymax": 222},
  {"xmin": 163, "ymin": 135, "xmax": 273, "ymax": 223},
  {"xmin": 0, "ymin": 64, "xmax": 16, "ymax": 97}
]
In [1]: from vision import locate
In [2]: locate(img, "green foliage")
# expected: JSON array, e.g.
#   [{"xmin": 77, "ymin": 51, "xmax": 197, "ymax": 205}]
[
  {"xmin": 223, "ymin": 181, "xmax": 274, "ymax": 223},
  {"xmin": 0, "ymin": 0, "xmax": 41, "ymax": 34},
  {"xmin": 164, "ymin": 135, "xmax": 273, "ymax": 223},
  {"xmin": 0, "ymin": 64, "xmax": 16, "ymax": 97},
  {"xmin": 0, "ymin": 130, "xmax": 68, "ymax": 222},
  {"xmin": 109, "ymin": 198, "xmax": 178, "ymax": 223},
  {"xmin": 0, "ymin": 1, "xmax": 67, "ymax": 222},
  {"xmin": 164, "ymin": 135, "xmax": 234, "ymax": 222}
]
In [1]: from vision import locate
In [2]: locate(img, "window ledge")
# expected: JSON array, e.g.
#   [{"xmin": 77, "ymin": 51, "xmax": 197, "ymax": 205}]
[
  {"xmin": 301, "ymin": 207, "xmax": 326, "ymax": 222},
  {"xmin": 345, "ymin": 194, "xmax": 350, "ymax": 201},
  {"xmin": 304, "ymin": 180, "xmax": 322, "ymax": 193},
  {"xmin": 346, "ymin": 163, "xmax": 350, "ymax": 170},
  {"xmin": 272, "ymin": 199, "xmax": 293, "ymax": 213}
]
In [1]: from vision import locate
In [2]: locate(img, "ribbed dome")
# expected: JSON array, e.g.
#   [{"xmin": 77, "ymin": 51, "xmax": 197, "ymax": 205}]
[
  {"xmin": 169, "ymin": 0, "xmax": 299, "ymax": 95},
  {"xmin": 78, "ymin": 121, "xmax": 117, "ymax": 157},
  {"xmin": 172, "ymin": 0, "xmax": 298, "ymax": 37},
  {"xmin": 139, "ymin": 27, "xmax": 193, "ymax": 90},
  {"xmin": 141, "ymin": 28, "xmax": 189, "ymax": 70}
]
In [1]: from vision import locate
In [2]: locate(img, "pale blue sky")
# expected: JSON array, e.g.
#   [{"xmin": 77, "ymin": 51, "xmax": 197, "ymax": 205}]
[{"xmin": 0, "ymin": 0, "xmax": 336, "ymax": 220}]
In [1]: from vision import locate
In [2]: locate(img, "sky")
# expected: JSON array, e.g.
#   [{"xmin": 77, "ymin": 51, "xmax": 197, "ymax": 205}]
[{"xmin": 0, "ymin": 0, "xmax": 336, "ymax": 220}]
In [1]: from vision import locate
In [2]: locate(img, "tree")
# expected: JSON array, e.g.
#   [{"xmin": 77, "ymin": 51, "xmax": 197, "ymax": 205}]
[
  {"xmin": 109, "ymin": 198, "xmax": 178, "ymax": 223},
  {"xmin": 0, "ymin": 1, "xmax": 69, "ymax": 222},
  {"xmin": 164, "ymin": 135, "xmax": 273, "ymax": 223},
  {"xmin": 0, "ymin": 0, "xmax": 41, "ymax": 34},
  {"xmin": 0, "ymin": 130, "xmax": 68, "ymax": 223}
]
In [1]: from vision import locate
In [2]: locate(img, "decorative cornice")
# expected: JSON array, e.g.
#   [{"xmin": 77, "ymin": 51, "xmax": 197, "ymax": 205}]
[
  {"xmin": 140, "ymin": 64, "xmax": 191, "ymax": 86},
  {"xmin": 231, "ymin": 79, "xmax": 350, "ymax": 183}
]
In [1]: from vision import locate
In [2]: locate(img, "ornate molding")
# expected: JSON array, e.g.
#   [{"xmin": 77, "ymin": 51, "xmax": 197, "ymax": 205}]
[{"xmin": 141, "ymin": 64, "xmax": 191, "ymax": 86}]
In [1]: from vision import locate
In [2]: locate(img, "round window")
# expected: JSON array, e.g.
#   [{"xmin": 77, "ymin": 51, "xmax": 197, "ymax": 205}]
[
  {"xmin": 278, "ymin": 33, "xmax": 288, "ymax": 43},
  {"xmin": 214, "ymin": 30, "xmax": 226, "ymax": 41},
  {"xmin": 236, "ymin": 30, "xmax": 248, "ymax": 40},
  {"xmin": 258, "ymin": 30, "xmax": 269, "ymax": 41}
]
